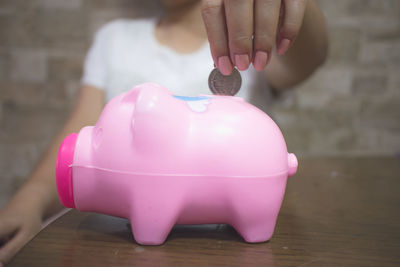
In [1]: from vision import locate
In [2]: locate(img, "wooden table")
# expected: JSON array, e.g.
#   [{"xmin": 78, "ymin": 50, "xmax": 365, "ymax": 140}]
[{"xmin": 9, "ymin": 157, "xmax": 400, "ymax": 266}]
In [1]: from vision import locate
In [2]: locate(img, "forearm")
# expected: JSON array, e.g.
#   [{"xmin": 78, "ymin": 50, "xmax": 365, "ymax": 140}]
[
  {"xmin": 8, "ymin": 120, "xmax": 84, "ymax": 219},
  {"xmin": 266, "ymin": 0, "xmax": 328, "ymax": 89},
  {"xmin": 7, "ymin": 85, "xmax": 104, "ymax": 220}
]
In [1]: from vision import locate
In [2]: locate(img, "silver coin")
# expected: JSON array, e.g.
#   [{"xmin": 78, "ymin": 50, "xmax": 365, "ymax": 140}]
[{"xmin": 208, "ymin": 68, "xmax": 242, "ymax": 96}]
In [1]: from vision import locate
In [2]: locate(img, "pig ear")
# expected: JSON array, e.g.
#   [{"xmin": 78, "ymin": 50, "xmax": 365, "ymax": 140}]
[
  {"xmin": 131, "ymin": 83, "xmax": 173, "ymax": 113},
  {"xmin": 121, "ymin": 87, "xmax": 140, "ymax": 104}
]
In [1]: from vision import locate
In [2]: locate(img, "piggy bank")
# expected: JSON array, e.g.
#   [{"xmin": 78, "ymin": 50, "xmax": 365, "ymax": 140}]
[{"xmin": 56, "ymin": 83, "xmax": 298, "ymax": 245}]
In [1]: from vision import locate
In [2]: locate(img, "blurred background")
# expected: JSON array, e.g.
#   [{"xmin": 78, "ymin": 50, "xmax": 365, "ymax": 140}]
[{"xmin": 0, "ymin": 0, "xmax": 399, "ymax": 207}]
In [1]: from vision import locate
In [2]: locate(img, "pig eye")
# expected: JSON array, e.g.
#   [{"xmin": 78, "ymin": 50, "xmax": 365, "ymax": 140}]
[{"xmin": 93, "ymin": 127, "xmax": 103, "ymax": 149}]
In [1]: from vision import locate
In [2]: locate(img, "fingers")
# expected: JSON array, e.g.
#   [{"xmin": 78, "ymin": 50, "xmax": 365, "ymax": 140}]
[
  {"xmin": 0, "ymin": 219, "xmax": 18, "ymax": 243},
  {"xmin": 202, "ymin": 0, "xmax": 307, "ymax": 72},
  {"xmin": 277, "ymin": 0, "xmax": 307, "ymax": 55},
  {"xmin": 253, "ymin": 0, "xmax": 282, "ymax": 70},
  {"xmin": 0, "ymin": 230, "xmax": 29, "ymax": 264},
  {"xmin": 202, "ymin": 0, "xmax": 254, "ymax": 74},
  {"xmin": 0, "ymin": 219, "xmax": 19, "ymax": 264},
  {"xmin": 0, "ymin": 214, "xmax": 41, "ymax": 264},
  {"xmin": 201, "ymin": 0, "xmax": 233, "ymax": 75},
  {"xmin": 224, "ymin": 0, "xmax": 254, "ymax": 71}
]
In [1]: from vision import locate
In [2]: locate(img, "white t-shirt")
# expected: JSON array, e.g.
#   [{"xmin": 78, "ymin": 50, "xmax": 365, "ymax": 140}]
[{"xmin": 81, "ymin": 19, "xmax": 273, "ymax": 110}]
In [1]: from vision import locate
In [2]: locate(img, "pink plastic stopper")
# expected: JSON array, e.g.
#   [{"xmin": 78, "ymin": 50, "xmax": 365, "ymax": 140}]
[{"xmin": 56, "ymin": 133, "xmax": 78, "ymax": 208}]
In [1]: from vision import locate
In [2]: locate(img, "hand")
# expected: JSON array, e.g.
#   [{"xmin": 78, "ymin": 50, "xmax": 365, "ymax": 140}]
[
  {"xmin": 201, "ymin": 0, "xmax": 307, "ymax": 74},
  {"xmin": 0, "ymin": 202, "xmax": 42, "ymax": 265}
]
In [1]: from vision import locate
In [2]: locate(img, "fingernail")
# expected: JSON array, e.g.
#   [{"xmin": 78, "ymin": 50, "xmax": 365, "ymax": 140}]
[
  {"xmin": 253, "ymin": 51, "xmax": 268, "ymax": 71},
  {"xmin": 277, "ymin": 38, "xmax": 291, "ymax": 55},
  {"xmin": 234, "ymin": 54, "xmax": 250, "ymax": 71},
  {"xmin": 218, "ymin": 56, "xmax": 233, "ymax": 75}
]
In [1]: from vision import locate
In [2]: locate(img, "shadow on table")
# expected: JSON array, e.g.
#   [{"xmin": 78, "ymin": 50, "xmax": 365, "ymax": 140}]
[{"xmin": 70, "ymin": 212, "xmax": 276, "ymax": 266}]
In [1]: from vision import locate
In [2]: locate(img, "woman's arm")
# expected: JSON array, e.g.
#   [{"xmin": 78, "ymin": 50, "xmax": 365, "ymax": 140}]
[
  {"xmin": 0, "ymin": 85, "xmax": 104, "ymax": 265},
  {"xmin": 266, "ymin": 0, "xmax": 328, "ymax": 90}
]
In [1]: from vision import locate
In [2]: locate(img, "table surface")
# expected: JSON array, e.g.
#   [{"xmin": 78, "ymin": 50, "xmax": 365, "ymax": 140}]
[{"xmin": 9, "ymin": 156, "xmax": 400, "ymax": 267}]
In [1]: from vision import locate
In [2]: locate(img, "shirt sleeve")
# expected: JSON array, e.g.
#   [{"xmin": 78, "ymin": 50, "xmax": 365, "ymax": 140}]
[{"xmin": 81, "ymin": 24, "xmax": 111, "ymax": 90}]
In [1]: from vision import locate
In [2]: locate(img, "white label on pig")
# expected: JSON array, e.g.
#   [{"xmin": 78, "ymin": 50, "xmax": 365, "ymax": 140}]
[
  {"xmin": 172, "ymin": 95, "xmax": 212, "ymax": 113},
  {"xmin": 186, "ymin": 99, "xmax": 211, "ymax": 113}
]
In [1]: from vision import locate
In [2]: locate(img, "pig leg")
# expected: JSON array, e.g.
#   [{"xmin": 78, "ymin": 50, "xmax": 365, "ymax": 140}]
[
  {"xmin": 227, "ymin": 181, "xmax": 284, "ymax": 243},
  {"xmin": 230, "ymin": 211, "xmax": 278, "ymax": 243},
  {"xmin": 129, "ymin": 193, "xmax": 183, "ymax": 245}
]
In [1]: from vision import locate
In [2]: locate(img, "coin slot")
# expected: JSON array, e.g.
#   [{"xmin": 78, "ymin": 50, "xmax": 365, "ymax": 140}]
[{"xmin": 173, "ymin": 95, "xmax": 211, "ymax": 101}]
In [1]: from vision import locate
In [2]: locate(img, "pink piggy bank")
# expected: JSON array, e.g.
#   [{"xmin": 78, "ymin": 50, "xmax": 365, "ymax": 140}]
[{"xmin": 56, "ymin": 83, "xmax": 298, "ymax": 245}]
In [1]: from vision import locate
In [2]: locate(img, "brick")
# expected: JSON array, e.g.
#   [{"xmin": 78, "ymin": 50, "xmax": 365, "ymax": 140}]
[
  {"xmin": 358, "ymin": 97, "xmax": 400, "ymax": 132},
  {"xmin": 87, "ymin": 2, "xmax": 163, "ymax": 36},
  {"xmin": 277, "ymin": 108, "xmax": 356, "ymax": 156},
  {"xmin": 360, "ymin": 40, "xmax": 400, "ymax": 65},
  {"xmin": 0, "ymin": 177, "xmax": 13, "ymax": 208},
  {"xmin": 327, "ymin": 27, "xmax": 361, "ymax": 64},
  {"xmin": 316, "ymin": 0, "xmax": 352, "ymax": 19},
  {"xmin": 47, "ymin": 48, "xmax": 86, "ymax": 59},
  {"xmin": 10, "ymin": 48, "xmax": 47, "ymax": 83},
  {"xmin": 34, "ymin": 0, "xmax": 82, "ymax": 10},
  {"xmin": 0, "ymin": 6, "xmax": 14, "ymax": 16},
  {"xmin": 48, "ymin": 55, "xmax": 84, "ymax": 82},
  {"xmin": 85, "ymin": 0, "xmax": 162, "ymax": 11},
  {"xmin": 351, "ymin": 127, "xmax": 400, "ymax": 155},
  {"xmin": 0, "ymin": 143, "xmax": 36, "ymax": 178},
  {"xmin": 87, "ymin": 9, "xmax": 139, "ymax": 37},
  {"xmin": 0, "ymin": 81, "xmax": 46, "ymax": 106},
  {"xmin": 0, "ymin": 7, "xmax": 87, "ymax": 48},
  {"xmin": 281, "ymin": 129, "xmax": 311, "ymax": 156},
  {"xmin": 295, "ymin": 67, "xmax": 353, "ymax": 110},
  {"xmin": 0, "ymin": 10, "xmax": 33, "ymax": 47},
  {"xmin": 0, "ymin": 51, "xmax": 6, "ymax": 80},
  {"xmin": 387, "ymin": 70, "xmax": 400, "ymax": 97},
  {"xmin": 362, "ymin": 17, "xmax": 400, "ymax": 40},
  {"xmin": 352, "ymin": 128, "xmax": 382, "ymax": 153},
  {"xmin": 0, "ymin": 102, "xmax": 67, "ymax": 144},
  {"xmin": 34, "ymin": 10, "xmax": 87, "ymax": 48},
  {"xmin": 333, "ymin": 17, "xmax": 400, "ymax": 41},
  {"xmin": 318, "ymin": 0, "xmax": 400, "ymax": 18},
  {"xmin": 273, "ymin": 109, "xmax": 297, "ymax": 127},
  {"xmin": 43, "ymin": 81, "xmax": 73, "ymax": 108},
  {"xmin": 380, "ymin": 131, "xmax": 400, "ymax": 153},
  {"xmin": 347, "ymin": 0, "xmax": 400, "ymax": 16},
  {"xmin": 352, "ymin": 71, "xmax": 388, "ymax": 95}
]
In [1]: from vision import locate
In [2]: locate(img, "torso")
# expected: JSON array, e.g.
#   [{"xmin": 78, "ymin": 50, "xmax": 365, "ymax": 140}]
[{"xmin": 102, "ymin": 19, "xmax": 274, "ymax": 113}]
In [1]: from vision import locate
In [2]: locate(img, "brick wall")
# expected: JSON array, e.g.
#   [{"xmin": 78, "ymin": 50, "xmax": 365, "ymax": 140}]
[
  {"xmin": 273, "ymin": 0, "xmax": 400, "ymax": 156},
  {"xmin": 0, "ymin": 0, "xmax": 399, "ymax": 207}
]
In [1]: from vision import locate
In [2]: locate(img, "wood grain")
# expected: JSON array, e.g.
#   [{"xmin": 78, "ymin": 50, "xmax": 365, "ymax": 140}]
[{"xmin": 9, "ymin": 157, "xmax": 400, "ymax": 266}]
